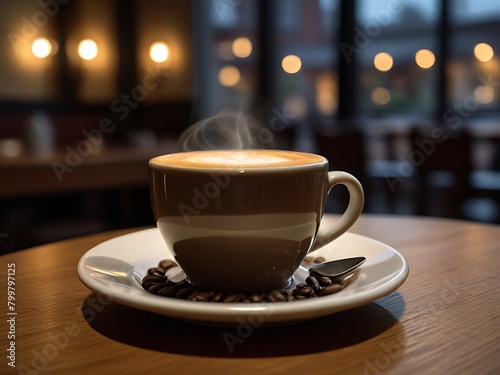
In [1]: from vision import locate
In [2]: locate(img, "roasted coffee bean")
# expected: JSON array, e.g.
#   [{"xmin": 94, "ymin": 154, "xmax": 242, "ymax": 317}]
[
  {"xmin": 176, "ymin": 287, "xmax": 197, "ymax": 299},
  {"xmin": 306, "ymin": 276, "xmax": 321, "ymax": 293},
  {"xmin": 294, "ymin": 295, "xmax": 307, "ymax": 300},
  {"xmin": 142, "ymin": 276, "xmax": 164, "ymax": 290},
  {"xmin": 147, "ymin": 267, "xmax": 165, "ymax": 277},
  {"xmin": 318, "ymin": 284, "xmax": 343, "ymax": 296},
  {"xmin": 293, "ymin": 284, "xmax": 313, "ymax": 297},
  {"xmin": 236, "ymin": 293, "xmax": 247, "ymax": 302},
  {"xmin": 172, "ymin": 280, "xmax": 191, "ymax": 293},
  {"xmin": 269, "ymin": 289, "xmax": 287, "ymax": 302},
  {"xmin": 147, "ymin": 283, "xmax": 165, "ymax": 294},
  {"xmin": 157, "ymin": 286, "xmax": 177, "ymax": 297},
  {"xmin": 319, "ymin": 276, "xmax": 332, "ymax": 286},
  {"xmin": 223, "ymin": 294, "xmax": 242, "ymax": 303},
  {"xmin": 330, "ymin": 277, "xmax": 344, "ymax": 287},
  {"xmin": 211, "ymin": 292, "xmax": 225, "ymax": 302},
  {"xmin": 142, "ymin": 275, "xmax": 163, "ymax": 283},
  {"xmin": 281, "ymin": 290, "xmax": 293, "ymax": 299},
  {"xmin": 163, "ymin": 279, "xmax": 176, "ymax": 287},
  {"xmin": 265, "ymin": 293, "xmax": 276, "ymax": 302},
  {"xmin": 187, "ymin": 292, "xmax": 202, "ymax": 301},
  {"xmin": 249, "ymin": 293, "xmax": 264, "ymax": 303},
  {"xmin": 188, "ymin": 291, "xmax": 213, "ymax": 302},
  {"xmin": 159, "ymin": 259, "xmax": 178, "ymax": 271}
]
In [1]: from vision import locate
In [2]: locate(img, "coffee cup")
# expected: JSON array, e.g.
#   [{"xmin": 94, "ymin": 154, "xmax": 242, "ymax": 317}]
[{"xmin": 149, "ymin": 149, "xmax": 364, "ymax": 293}]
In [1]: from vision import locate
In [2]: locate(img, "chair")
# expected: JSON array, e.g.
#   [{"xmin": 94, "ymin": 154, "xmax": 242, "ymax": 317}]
[
  {"xmin": 465, "ymin": 136, "xmax": 500, "ymax": 223},
  {"xmin": 315, "ymin": 127, "xmax": 367, "ymax": 213},
  {"xmin": 411, "ymin": 127, "xmax": 473, "ymax": 219}
]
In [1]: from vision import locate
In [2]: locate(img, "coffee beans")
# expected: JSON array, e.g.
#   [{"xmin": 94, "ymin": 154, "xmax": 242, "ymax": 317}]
[
  {"xmin": 305, "ymin": 276, "xmax": 321, "ymax": 293},
  {"xmin": 318, "ymin": 284, "xmax": 343, "ymax": 296},
  {"xmin": 293, "ymin": 283, "xmax": 314, "ymax": 297},
  {"xmin": 147, "ymin": 267, "xmax": 166, "ymax": 277},
  {"xmin": 141, "ymin": 259, "xmax": 345, "ymax": 303}
]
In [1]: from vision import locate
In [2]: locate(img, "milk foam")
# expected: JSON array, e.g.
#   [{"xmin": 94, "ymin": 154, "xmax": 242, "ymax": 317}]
[
  {"xmin": 151, "ymin": 150, "xmax": 325, "ymax": 168},
  {"xmin": 185, "ymin": 153, "xmax": 289, "ymax": 166}
]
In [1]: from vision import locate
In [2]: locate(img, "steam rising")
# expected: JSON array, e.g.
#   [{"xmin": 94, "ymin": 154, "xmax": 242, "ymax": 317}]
[{"xmin": 179, "ymin": 111, "xmax": 278, "ymax": 151}]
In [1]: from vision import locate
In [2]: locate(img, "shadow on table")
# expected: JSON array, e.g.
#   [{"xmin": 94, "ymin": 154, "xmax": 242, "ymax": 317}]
[{"xmin": 82, "ymin": 291, "xmax": 405, "ymax": 358}]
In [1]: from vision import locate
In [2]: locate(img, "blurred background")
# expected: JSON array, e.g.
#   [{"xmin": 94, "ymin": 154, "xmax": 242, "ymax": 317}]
[{"xmin": 1, "ymin": 0, "xmax": 499, "ymax": 253}]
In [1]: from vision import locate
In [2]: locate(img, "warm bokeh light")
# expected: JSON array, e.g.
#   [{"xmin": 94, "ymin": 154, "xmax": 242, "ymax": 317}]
[
  {"xmin": 474, "ymin": 43, "xmax": 494, "ymax": 62},
  {"xmin": 149, "ymin": 42, "xmax": 169, "ymax": 63},
  {"xmin": 78, "ymin": 39, "xmax": 98, "ymax": 61},
  {"xmin": 32, "ymin": 38, "xmax": 52, "ymax": 59},
  {"xmin": 371, "ymin": 87, "xmax": 391, "ymax": 105},
  {"xmin": 232, "ymin": 37, "xmax": 252, "ymax": 58},
  {"xmin": 315, "ymin": 73, "xmax": 338, "ymax": 115},
  {"xmin": 0, "ymin": 139, "xmax": 23, "ymax": 157},
  {"xmin": 474, "ymin": 85, "xmax": 495, "ymax": 104},
  {"xmin": 218, "ymin": 65, "xmax": 241, "ymax": 86},
  {"xmin": 281, "ymin": 55, "xmax": 302, "ymax": 74},
  {"xmin": 373, "ymin": 52, "xmax": 393, "ymax": 71},
  {"xmin": 415, "ymin": 49, "xmax": 436, "ymax": 69}
]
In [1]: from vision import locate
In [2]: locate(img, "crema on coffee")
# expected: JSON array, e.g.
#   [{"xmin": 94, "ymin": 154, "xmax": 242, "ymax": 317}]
[{"xmin": 150, "ymin": 149, "xmax": 326, "ymax": 169}]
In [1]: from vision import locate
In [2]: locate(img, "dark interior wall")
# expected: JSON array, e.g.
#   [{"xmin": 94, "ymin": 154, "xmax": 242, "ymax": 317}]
[
  {"xmin": 0, "ymin": 1, "xmax": 195, "ymax": 253},
  {"xmin": 0, "ymin": 0, "xmax": 194, "ymax": 144}
]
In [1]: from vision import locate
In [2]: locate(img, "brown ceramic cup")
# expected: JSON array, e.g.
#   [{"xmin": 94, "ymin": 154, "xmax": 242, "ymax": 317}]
[{"xmin": 149, "ymin": 149, "xmax": 364, "ymax": 293}]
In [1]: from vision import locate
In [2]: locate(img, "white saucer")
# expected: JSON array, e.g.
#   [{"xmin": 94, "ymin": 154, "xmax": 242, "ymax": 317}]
[{"xmin": 77, "ymin": 228, "xmax": 409, "ymax": 327}]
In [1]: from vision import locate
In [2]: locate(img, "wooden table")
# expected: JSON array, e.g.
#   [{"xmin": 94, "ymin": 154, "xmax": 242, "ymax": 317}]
[{"xmin": 1, "ymin": 214, "xmax": 499, "ymax": 375}]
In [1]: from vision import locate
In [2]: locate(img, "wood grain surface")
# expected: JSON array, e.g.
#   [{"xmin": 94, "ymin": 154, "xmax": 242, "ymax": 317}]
[{"xmin": 0, "ymin": 214, "xmax": 499, "ymax": 375}]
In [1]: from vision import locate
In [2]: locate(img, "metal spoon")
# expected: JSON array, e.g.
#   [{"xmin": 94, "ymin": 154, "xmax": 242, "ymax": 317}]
[
  {"xmin": 82, "ymin": 256, "xmax": 143, "ymax": 287},
  {"xmin": 308, "ymin": 256, "xmax": 366, "ymax": 278}
]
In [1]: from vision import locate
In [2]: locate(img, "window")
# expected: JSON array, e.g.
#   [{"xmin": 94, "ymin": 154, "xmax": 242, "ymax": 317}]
[
  {"xmin": 194, "ymin": 0, "xmax": 500, "ymax": 124},
  {"xmin": 356, "ymin": 0, "xmax": 439, "ymax": 116},
  {"xmin": 448, "ymin": 0, "xmax": 500, "ymax": 113},
  {"xmin": 275, "ymin": 0, "xmax": 340, "ymax": 122},
  {"xmin": 194, "ymin": 0, "xmax": 258, "ymax": 117}
]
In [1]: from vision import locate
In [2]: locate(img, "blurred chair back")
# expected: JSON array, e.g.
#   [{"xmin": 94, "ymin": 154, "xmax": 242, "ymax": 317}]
[
  {"xmin": 315, "ymin": 129, "xmax": 366, "ymax": 182},
  {"xmin": 315, "ymin": 127, "xmax": 367, "ymax": 213},
  {"xmin": 411, "ymin": 127, "xmax": 473, "ymax": 218}
]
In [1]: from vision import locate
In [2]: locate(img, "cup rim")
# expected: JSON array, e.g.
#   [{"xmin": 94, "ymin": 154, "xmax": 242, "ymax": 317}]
[{"xmin": 148, "ymin": 149, "xmax": 328, "ymax": 173}]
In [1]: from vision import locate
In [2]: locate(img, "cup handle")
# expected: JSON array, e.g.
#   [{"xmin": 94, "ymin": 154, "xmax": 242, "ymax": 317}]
[{"xmin": 310, "ymin": 171, "xmax": 364, "ymax": 252}]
